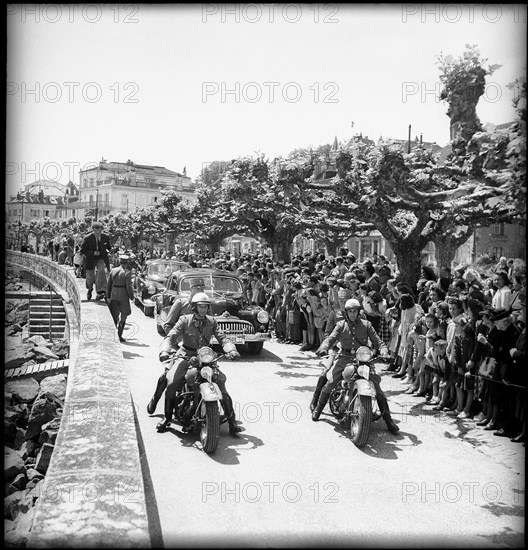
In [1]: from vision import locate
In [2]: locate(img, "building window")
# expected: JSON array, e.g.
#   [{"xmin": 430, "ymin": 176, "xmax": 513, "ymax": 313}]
[
  {"xmin": 121, "ymin": 194, "xmax": 128, "ymax": 206},
  {"xmin": 104, "ymin": 193, "xmax": 109, "ymax": 206},
  {"xmin": 89, "ymin": 178, "xmax": 94, "ymax": 185},
  {"xmin": 492, "ymin": 223, "xmax": 505, "ymax": 236},
  {"xmin": 520, "ymin": 225, "xmax": 526, "ymax": 237},
  {"xmin": 44, "ymin": 210, "xmax": 50, "ymax": 217},
  {"xmin": 30, "ymin": 209, "xmax": 39, "ymax": 217},
  {"xmin": 89, "ymin": 195, "xmax": 94, "ymax": 205},
  {"xmin": 153, "ymin": 196, "xmax": 158, "ymax": 203}
]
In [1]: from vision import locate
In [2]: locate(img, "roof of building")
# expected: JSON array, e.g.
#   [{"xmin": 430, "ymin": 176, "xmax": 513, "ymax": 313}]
[
  {"xmin": 81, "ymin": 160, "xmax": 190, "ymax": 180},
  {"xmin": 23, "ymin": 179, "xmax": 67, "ymax": 196}
]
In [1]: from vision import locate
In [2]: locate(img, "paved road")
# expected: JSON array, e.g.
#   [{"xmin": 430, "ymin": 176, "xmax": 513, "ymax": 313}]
[{"xmin": 122, "ymin": 306, "xmax": 525, "ymax": 548}]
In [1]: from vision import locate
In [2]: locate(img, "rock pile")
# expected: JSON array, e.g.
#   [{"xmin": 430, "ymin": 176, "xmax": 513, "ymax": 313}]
[
  {"xmin": 4, "ymin": 374, "xmax": 67, "ymax": 547},
  {"xmin": 4, "ymin": 274, "xmax": 70, "ymax": 547}
]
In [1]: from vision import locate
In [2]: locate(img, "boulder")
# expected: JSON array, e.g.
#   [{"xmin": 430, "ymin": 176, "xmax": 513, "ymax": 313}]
[
  {"xmin": 35, "ymin": 443, "xmax": 54, "ymax": 475},
  {"xmin": 4, "ymin": 447, "xmax": 26, "ymax": 482},
  {"xmin": 5, "ymin": 348, "xmax": 35, "ymax": 369},
  {"xmin": 25, "ymin": 392, "xmax": 63, "ymax": 440},
  {"xmin": 7, "ymin": 323, "xmax": 23, "ymax": 335},
  {"xmin": 4, "ymin": 506, "xmax": 36, "ymax": 547},
  {"xmin": 14, "ymin": 427, "xmax": 26, "ymax": 450},
  {"xmin": 28, "ymin": 335, "xmax": 51, "ymax": 347},
  {"xmin": 38, "ymin": 417, "xmax": 62, "ymax": 445},
  {"xmin": 4, "ymin": 488, "xmax": 37, "ymax": 520},
  {"xmin": 39, "ymin": 374, "xmax": 67, "ymax": 403},
  {"xmin": 26, "ymin": 468, "xmax": 44, "ymax": 482},
  {"xmin": 18, "ymin": 440, "xmax": 37, "ymax": 461},
  {"xmin": 33, "ymin": 346, "xmax": 60, "ymax": 362},
  {"xmin": 10, "ymin": 473, "xmax": 28, "ymax": 492},
  {"xmin": 50, "ymin": 339, "xmax": 69, "ymax": 359},
  {"xmin": 6, "ymin": 378, "xmax": 40, "ymax": 404},
  {"xmin": 4, "ymin": 412, "xmax": 18, "ymax": 442}
]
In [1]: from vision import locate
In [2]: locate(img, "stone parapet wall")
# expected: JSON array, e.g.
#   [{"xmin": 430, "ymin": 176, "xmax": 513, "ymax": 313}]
[{"xmin": 6, "ymin": 251, "xmax": 151, "ymax": 547}]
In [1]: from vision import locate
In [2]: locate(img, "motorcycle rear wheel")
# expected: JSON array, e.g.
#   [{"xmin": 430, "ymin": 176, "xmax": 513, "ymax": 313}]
[
  {"xmin": 200, "ymin": 401, "xmax": 221, "ymax": 454},
  {"xmin": 348, "ymin": 392, "xmax": 372, "ymax": 448}
]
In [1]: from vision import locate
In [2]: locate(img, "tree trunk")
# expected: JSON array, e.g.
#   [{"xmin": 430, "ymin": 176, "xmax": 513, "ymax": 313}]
[
  {"xmin": 391, "ymin": 242, "xmax": 422, "ymax": 289},
  {"xmin": 434, "ymin": 231, "xmax": 472, "ymax": 270},
  {"xmin": 269, "ymin": 235, "xmax": 292, "ymax": 263}
]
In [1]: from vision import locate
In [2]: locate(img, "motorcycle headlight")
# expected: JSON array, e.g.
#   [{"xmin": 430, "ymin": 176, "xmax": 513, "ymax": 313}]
[
  {"xmin": 197, "ymin": 346, "xmax": 215, "ymax": 364},
  {"xmin": 148, "ymin": 284, "xmax": 157, "ymax": 294},
  {"xmin": 356, "ymin": 346, "xmax": 373, "ymax": 363},
  {"xmin": 257, "ymin": 310, "xmax": 269, "ymax": 324},
  {"xmin": 200, "ymin": 366, "xmax": 213, "ymax": 382}
]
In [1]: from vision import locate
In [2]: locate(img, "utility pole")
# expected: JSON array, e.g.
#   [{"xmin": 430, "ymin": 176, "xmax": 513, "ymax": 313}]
[{"xmin": 407, "ymin": 124, "xmax": 411, "ymax": 153}]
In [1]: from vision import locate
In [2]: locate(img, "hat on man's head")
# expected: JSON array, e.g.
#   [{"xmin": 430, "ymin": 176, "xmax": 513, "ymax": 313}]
[
  {"xmin": 119, "ymin": 254, "xmax": 130, "ymax": 263},
  {"xmin": 489, "ymin": 309, "xmax": 511, "ymax": 322},
  {"xmin": 189, "ymin": 278, "xmax": 205, "ymax": 287}
]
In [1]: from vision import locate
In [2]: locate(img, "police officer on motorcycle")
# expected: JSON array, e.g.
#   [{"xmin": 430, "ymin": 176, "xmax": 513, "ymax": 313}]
[
  {"xmin": 312, "ymin": 298, "xmax": 400, "ymax": 434},
  {"xmin": 157, "ymin": 292, "xmax": 242, "ymax": 435}
]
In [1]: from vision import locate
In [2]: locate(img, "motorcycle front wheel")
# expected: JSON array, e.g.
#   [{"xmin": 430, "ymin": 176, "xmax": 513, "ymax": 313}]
[
  {"xmin": 200, "ymin": 401, "xmax": 221, "ymax": 454},
  {"xmin": 347, "ymin": 391, "xmax": 372, "ymax": 448}
]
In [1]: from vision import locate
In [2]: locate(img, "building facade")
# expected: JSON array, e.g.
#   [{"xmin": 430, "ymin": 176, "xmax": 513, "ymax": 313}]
[{"xmin": 76, "ymin": 159, "xmax": 195, "ymax": 219}]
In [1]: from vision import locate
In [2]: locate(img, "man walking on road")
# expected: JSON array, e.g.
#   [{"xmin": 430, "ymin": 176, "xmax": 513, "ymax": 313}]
[
  {"xmin": 81, "ymin": 221, "xmax": 112, "ymax": 301},
  {"xmin": 107, "ymin": 254, "xmax": 135, "ymax": 343}
]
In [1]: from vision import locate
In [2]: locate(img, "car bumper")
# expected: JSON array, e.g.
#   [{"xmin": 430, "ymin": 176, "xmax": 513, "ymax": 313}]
[{"xmin": 211, "ymin": 332, "xmax": 270, "ymax": 345}]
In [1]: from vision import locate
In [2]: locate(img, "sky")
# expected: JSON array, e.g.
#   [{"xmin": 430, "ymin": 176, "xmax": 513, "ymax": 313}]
[{"xmin": 6, "ymin": 3, "xmax": 527, "ymax": 198}]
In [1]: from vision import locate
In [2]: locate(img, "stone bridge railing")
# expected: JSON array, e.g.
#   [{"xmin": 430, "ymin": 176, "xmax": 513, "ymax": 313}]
[{"xmin": 6, "ymin": 251, "xmax": 151, "ymax": 548}]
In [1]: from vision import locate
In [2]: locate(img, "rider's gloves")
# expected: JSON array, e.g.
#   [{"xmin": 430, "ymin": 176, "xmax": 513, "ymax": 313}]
[
  {"xmin": 315, "ymin": 348, "xmax": 326, "ymax": 357},
  {"xmin": 159, "ymin": 352, "xmax": 170, "ymax": 362},
  {"xmin": 228, "ymin": 350, "xmax": 240, "ymax": 360}
]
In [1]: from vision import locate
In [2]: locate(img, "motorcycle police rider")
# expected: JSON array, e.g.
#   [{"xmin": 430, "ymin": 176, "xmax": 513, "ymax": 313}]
[
  {"xmin": 312, "ymin": 298, "xmax": 400, "ymax": 434},
  {"xmin": 157, "ymin": 292, "xmax": 242, "ymax": 435}
]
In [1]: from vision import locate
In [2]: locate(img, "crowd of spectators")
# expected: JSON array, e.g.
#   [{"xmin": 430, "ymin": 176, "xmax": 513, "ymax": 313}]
[{"xmin": 20, "ymin": 238, "xmax": 526, "ymax": 443}]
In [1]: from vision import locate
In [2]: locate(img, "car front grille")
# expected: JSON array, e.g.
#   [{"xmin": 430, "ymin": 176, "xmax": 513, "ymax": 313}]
[{"xmin": 217, "ymin": 320, "xmax": 255, "ymax": 335}]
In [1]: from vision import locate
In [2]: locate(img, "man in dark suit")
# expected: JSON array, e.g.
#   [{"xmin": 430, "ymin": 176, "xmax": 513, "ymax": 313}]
[{"xmin": 81, "ymin": 221, "xmax": 112, "ymax": 301}]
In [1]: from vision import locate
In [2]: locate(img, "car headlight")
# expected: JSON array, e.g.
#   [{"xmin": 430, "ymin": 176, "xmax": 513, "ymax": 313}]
[
  {"xmin": 257, "ymin": 310, "xmax": 269, "ymax": 324},
  {"xmin": 356, "ymin": 346, "xmax": 373, "ymax": 362}
]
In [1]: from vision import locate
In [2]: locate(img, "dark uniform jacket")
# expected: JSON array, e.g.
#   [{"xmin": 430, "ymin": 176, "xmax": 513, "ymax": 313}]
[
  {"xmin": 81, "ymin": 232, "xmax": 112, "ymax": 270},
  {"xmin": 320, "ymin": 318, "xmax": 383, "ymax": 354}
]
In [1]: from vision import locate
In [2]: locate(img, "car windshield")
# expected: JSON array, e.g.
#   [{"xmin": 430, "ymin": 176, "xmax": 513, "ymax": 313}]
[
  {"xmin": 148, "ymin": 261, "xmax": 187, "ymax": 279},
  {"xmin": 180, "ymin": 276, "xmax": 243, "ymax": 295}
]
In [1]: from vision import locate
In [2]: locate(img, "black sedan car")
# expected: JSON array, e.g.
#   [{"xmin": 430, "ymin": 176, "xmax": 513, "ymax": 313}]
[
  {"xmin": 154, "ymin": 268, "xmax": 271, "ymax": 354},
  {"xmin": 134, "ymin": 259, "xmax": 190, "ymax": 316}
]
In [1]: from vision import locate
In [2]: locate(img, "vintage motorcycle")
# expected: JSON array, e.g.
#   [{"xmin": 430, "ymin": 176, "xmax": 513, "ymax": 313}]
[
  {"xmin": 164, "ymin": 346, "xmax": 229, "ymax": 454},
  {"xmin": 325, "ymin": 346, "xmax": 382, "ymax": 448}
]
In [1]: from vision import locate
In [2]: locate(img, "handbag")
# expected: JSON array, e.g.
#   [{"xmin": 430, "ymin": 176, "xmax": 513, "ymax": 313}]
[{"xmin": 478, "ymin": 356, "xmax": 497, "ymax": 379}]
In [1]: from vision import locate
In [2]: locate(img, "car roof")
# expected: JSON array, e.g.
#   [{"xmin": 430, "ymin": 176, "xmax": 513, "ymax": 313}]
[{"xmin": 171, "ymin": 268, "xmax": 240, "ymax": 281}]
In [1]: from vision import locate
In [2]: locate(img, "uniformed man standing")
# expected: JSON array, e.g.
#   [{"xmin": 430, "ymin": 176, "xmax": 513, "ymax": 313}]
[{"xmin": 107, "ymin": 254, "xmax": 134, "ymax": 342}]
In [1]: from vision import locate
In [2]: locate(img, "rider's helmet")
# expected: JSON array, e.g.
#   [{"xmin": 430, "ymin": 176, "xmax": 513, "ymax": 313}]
[
  {"xmin": 344, "ymin": 298, "xmax": 362, "ymax": 310},
  {"xmin": 191, "ymin": 292, "xmax": 211, "ymax": 314}
]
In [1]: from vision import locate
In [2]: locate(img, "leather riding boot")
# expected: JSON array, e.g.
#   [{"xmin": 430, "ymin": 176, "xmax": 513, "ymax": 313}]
[
  {"xmin": 312, "ymin": 393, "xmax": 330, "ymax": 421},
  {"xmin": 222, "ymin": 393, "xmax": 242, "ymax": 435},
  {"xmin": 156, "ymin": 396, "xmax": 175, "ymax": 432},
  {"xmin": 383, "ymin": 413, "xmax": 400, "ymax": 434},
  {"xmin": 147, "ymin": 374, "xmax": 167, "ymax": 414},
  {"xmin": 310, "ymin": 376, "xmax": 327, "ymax": 412}
]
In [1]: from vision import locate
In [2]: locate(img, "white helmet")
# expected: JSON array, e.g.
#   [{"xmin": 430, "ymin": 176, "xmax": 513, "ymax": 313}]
[
  {"xmin": 191, "ymin": 292, "xmax": 211, "ymax": 306},
  {"xmin": 344, "ymin": 298, "xmax": 361, "ymax": 310}
]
